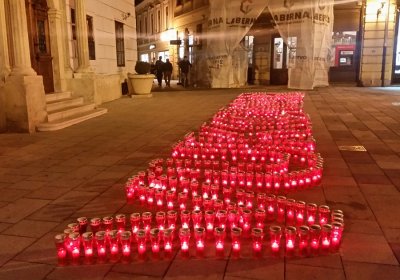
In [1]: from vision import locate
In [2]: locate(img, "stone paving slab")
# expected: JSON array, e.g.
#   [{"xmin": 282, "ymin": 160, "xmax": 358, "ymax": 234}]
[{"xmin": 0, "ymin": 86, "xmax": 400, "ymax": 279}]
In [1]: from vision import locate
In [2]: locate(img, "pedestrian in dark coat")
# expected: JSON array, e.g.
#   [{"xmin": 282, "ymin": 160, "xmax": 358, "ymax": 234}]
[
  {"xmin": 155, "ymin": 56, "xmax": 164, "ymax": 87},
  {"xmin": 163, "ymin": 59, "xmax": 173, "ymax": 87}
]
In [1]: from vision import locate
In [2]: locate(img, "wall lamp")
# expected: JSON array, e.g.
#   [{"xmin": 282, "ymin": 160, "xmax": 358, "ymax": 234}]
[{"xmin": 122, "ymin": 12, "xmax": 131, "ymax": 21}]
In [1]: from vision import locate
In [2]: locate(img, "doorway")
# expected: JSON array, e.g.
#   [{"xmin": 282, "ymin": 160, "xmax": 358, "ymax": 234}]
[
  {"xmin": 270, "ymin": 35, "xmax": 288, "ymax": 85},
  {"xmin": 26, "ymin": 0, "xmax": 54, "ymax": 93}
]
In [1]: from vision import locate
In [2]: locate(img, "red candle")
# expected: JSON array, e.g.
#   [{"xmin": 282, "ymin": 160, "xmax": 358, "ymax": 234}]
[
  {"xmin": 231, "ymin": 227, "xmax": 242, "ymax": 258},
  {"xmin": 306, "ymin": 203, "xmax": 317, "ymax": 226},
  {"xmin": 82, "ymin": 232, "xmax": 94, "ymax": 264},
  {"xmin": 251, "ymin": 228, "xmax": 264, "ymax": 258},
  {"xmin": 142, "ymin": 212, "xmax": 152, "ymax": 234},
  {"xmin": 180, "ymin": 210, "xmax": 191, "ymax": 229},
  {"xmin": 179, "ymin": 228, "xmax": 191, "ymax": 258},
  {"xmin": 276, "ymin": 196, "xmax": 286, "ymax": 223},
  {"xmin": 266, "ymin": 194, "xmax": 276, "ymax": 221},
  {"xmin": 136, "ymin": 229, "xmax": 147, "ymax": 260},
  {"xmin": 89, "ymin": 217, "xmax": 101, "ymax": 234},
  {"xmin": 150, "ymin": 228, "xmax": 160, "ymax": 258},
  {"xmin": 67, "ymin": 222, "xmax": 79, "ymax": 233},
  {"xmin": 166, "ymin": 190, "xmax": 176, "ymax": 210},
  {"xmin": 163, "ymin": 228, "xmax": 174, "ymax": 257},
  {"xmin": 108, "ymin": 230, "xmax": 119, "ymax": 262},
  {"xmin": 77, "ymin": 217, "xmax": 88, "ymax": 234},
  {"xmin": 321, "ymin": 224, "xmax": 332, "ymax": 252},
  {"xmin": 69, "ymin": 232, "xmax": 81, "ymax": 265},
  {"xmin": 318, "ymin": 205, "xmax": 330, "ymax": 225},
  {"xmin": 167, "ymin": 210, "xmax": 178, "ymax": 231},
  {"xmin": 214, "ymin": 227, "xmax": 226, "ymax": 258},
  {"xmin": 95, "ymin": 231, "xmax": 107, "ymax": 263},
  {"xmin": 194, "ymin": 227, "xmax": 206, "ymax": 256},
  {"xmin": 115, "ymin": 214, "xmax": 126, "ymax": 234},
  {"xmin": 216, "ymin": 210, "xmax": 227, "ymax": 229},
  {"xmin": 156, "ymin": 211, "xmax": 166, "ymax": 231},
  {"xmin": 330, "ymin": 221, "xmax": 344, "ymax": 251},
  {"xmin": 285, "ymin": 226, "xmax": 296, "ymax": 256},
  {"xmin": 298, "ymin": 225, "xmax": 310, "ymax": 256},
  {"xmin": 192, "ymin": 195, "xmax": 202, "ymax": 211},
  {"xmin": 102, "ymin": 216, "xmax": 113, "ymax": 233},
  {"xmin": 178, "ymin": 192, "xmax": 188, "ymax": 211},
  {"xmin": 191, "ymin": 210, "xmax": 203, "ymax": 229},
  {"xmin": 295, "ymin": 201, "xmax": 306, "ymax": 226},
  {"xmin": 245, "ymin": 191, "xmax": 255, "ymax": 210},
  {"xmin": 120, "ymin": 231, "xmax": 132, "ymax": 262},
  {"xmin": 155, "ymin": 189, "xmax": 164, "ymax": 208},
  {"xmin": 309, "ymin": 224, "xmax": 321, "ymax": 255},
  {"xmin": 228, "ymin": 210, "xmax": 238, "ymax": 229},
  {"xmin": 204, "ymin": 210, "xmax": 215, "ymax": 238},
  {"xmin": 269, "ymin": 226, "xmax": 282, "ymax": 255},
  {"xmin": 285, "ymin": 199, "xmax": 296, "ymax": 226},
  {"xmin": 54, "ymin": 233, "xmax": 67, "ymax": 266}
]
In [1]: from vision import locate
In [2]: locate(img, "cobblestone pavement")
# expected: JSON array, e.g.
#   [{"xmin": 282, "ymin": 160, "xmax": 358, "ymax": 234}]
[{"xmin": 0, "ymin": 85, "xmax": 399, "ymax": 279}]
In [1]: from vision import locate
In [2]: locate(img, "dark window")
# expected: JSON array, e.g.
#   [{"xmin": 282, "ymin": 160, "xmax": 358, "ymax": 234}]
[
  {"xmin": 151, "ymin": 14, "xmax": 154, "ymax": 34},
  {"xmin": 37, "ymin": 20, "xmax": 46, "ymax": 53},
  {"xmin": 87, "ymin": 15, "xmax": 95, "ymax": 60},
  {"xmin": 115, "ymin": 21, "xmax": 125, "ymax": 67},
  {"xmin": 71, "ymin": 8, "xmax": 76, "ymax": 40},
  {"xmin": 165, "ymin": 7, "xmax": 169, "ymax": 29},
  {"xmin": 176, "ymin": 0, "xmax": 182, "ymax": 6},
  {"xmin": 158, "ymin": 10, "xmax": 161, "ymax": 32}
]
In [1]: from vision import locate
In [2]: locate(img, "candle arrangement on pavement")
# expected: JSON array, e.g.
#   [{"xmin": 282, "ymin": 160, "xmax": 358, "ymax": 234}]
[{"xmin": 55, "ymin": 92, "xmax": 344, "ymax": 265}]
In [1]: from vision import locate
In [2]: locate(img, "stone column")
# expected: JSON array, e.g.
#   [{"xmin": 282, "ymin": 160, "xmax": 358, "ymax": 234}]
[
  {"xmin": 60, "ymin": 0, "xmax": 73, "ymax": 77},
  {"xmin": 0, "ymin": 0, "xmax": 10, "ymax": 83},
  {"xmin": 48, "ymin": 7, "xmax": 68, "ymax": 92},
  {"xmin": 8, "ymin": 0, "xmax": 36, "ymax": 76},
  {"xmin": 75, "ymin": 0, "xmax": 90, "ymax": 72}
]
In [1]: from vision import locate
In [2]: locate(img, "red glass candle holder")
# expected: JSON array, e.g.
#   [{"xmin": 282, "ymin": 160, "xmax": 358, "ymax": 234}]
[
  {"xmin": 295, "ymin": 201, "xmax": 306, "ymax": 226},
  {"xmin": 214, "ymin": 199, "xmax": 224, "ymax": 211},
  {"xmin": 156, "ymin": 211, "xmax": 166, "ymax": 231},
  {"xmin": 231, "ymin": 227, "xmax": 242, "ymax": 258},
  {"xmin": 276, "ymin": 196, "xmax": 286, "ymax": 223},
  {"xmin": 155, "ymin": 189, "xmax": 164, "ymax": 209},
  {"xmin": 108, "ymin": 230, "xmax": 119, "ymax": 262},
  {"xmin": 203, "ymin": 197, "xmax": 214, "ymax": 211},
  {"xmin": 130, "ymin": 213, "xmax": 141, "ymax": 240},
  {"xmin": 180, "ymin": 210, "xmax": 191, "ymax": 229},
  {"xmin": 251, "ymin": 228, "xmax": 264, "ymax": 258},
  {"xmin": 136, "ymin": 229, "xmax": 147, "ymax": 260},
  {"xmin": 255, "ymin": 172, "xmax": 264, "ymax": 190},
  {"xmin": 190, "ymin": 180, "xmax": 199, "ymax": 197},
  {"xmin": 163, "ymin": 228, "xmax": 174, "ymax": 257},
  {"xmin": 236, "ymin": 188, "xmax": 245, "ymax": 206},
  {"xmin": 95, "ymin": 231, "xmax": 107, "ymax": 263},
  {"xmin": 330, "ymin": 221, "xmax": 344, "ymax": 251},
  {"xmin": 168, "ymin": 176, "xmax": 178, "ymax": 192},
  {"xmin": 306, "ymin": 203, "xmax": 317, "ymax": 226},
  {"xmin": 216, "ymin": 210, "xmax": 227, "ymax": 229},
  {"xmin": 142, "ymin": 212, "xmax": 152, "ymax": 234},
  {"xmin": 269, "ymin": 226, "xmax": 282, "ymax": 255},
  {"xmin": 181, "ymin": 178, "xmax": 190, "ymax": 194},
  {"xmin": 298, "ymin": 225, "xmax": 310, "ymax": 257},
  {"xmin": 90, "ymin": 217, "xmax": 101, "ymax": 234},
  {"xmin": 210, "ymin": 184, "xmax": 219, "ymax": 200},
  {"xmin": 167, "ymin": 210, "xmax": 178, "ymax": 232},
  {"xmin": 115, "ymin": 214, "xmax": 126, "ymax": 234},
  {"xmin": 242, "ymin": 209, "xmax": 252, "ymax": 237},
  {"xmin": 285, "ymin": 199, "xmax": 296, "ymax": 226},
  {"xmin": 146, "ymin": 187, "xmax": 155, "ymax": 207},
  {"xmin": 214, "ymin": 227, "xmax": 226, "ymax": 258},
  {"xmin": 245, "ymin": 191, "xmax": 255, "ymax": 210},
  {"xmin": 77, "ymin": 217, "xmax": 88, "ymax": 234},
  {"xmin": 120, "ymin": 231, "xmax": 132, "ymax": 262},
  {"xmin": 179, "ymin": 228, "xmax": 191, "ymax": 258},
  {"xmin": 69, "ymin": 232, "xmax": 81, "ymax": 265},
  {"xmin": 318, "ymin": 205, "xmax": 330, "ymax": 225},
  {"xmin": 166, "ymin": 190, "xmax": 176, "ymax": 210},
  {"xmin": 178, "ymin": 192, "xmax": 188, "ymax": 211},
  {"xmin": 194, "ymin": 227, "xmax": 206, "ymax": 256},
  {"xmin": 212, "ymin": 172, "xmax": 220, "ymax": 187},
  {"xmin": 222, "ymin": 186, "xmax": 232, "ymax": 205},
  {"xmin": 82, "ymin": 232, "xmax": 94, "ymax": 264},
  {"xmin": 256, "ymin": 193, "xmax": 266, "ymax": 210},
  {"xmin": 266, "ymin": 194, "xmax": 276, "ymax": 222},
  {"xmin": 309, "ymin": 224, "xmax": 321, "ymax": 255},
  {"xmin": 228, "ymin": 210, "xmax": 238, "ymax": 229},
  {"xmin": 321, "ymin": 224, "xmax": 332, "ymax": 252},
  {"xmin": 150, "ymin": 228, "xmax": 161, "ymax": 258},
  {"xmin": 255, "ymin": 208, "xmax": 266, "ymax": 229},
  {"xmin": 192, "ymin": 195, "xmax": 202, "ymax": 211},
  {"xmin": 54, "ymin": 233, "xmax": 67, "ymax": 266},
  {"xmin": 102, "ymin": 216, "xmax": 114, "ymax": 233},
  {"xmin": 204, "ymin": 210, "xmax": 215, "ymax": 238},
  {"xmin": 191, "ymin": 210, "xmax": 203, "ymax": 229},
  {"xmin": 285, "ymin": 226, "xmax": 297, "ymax": 256}
]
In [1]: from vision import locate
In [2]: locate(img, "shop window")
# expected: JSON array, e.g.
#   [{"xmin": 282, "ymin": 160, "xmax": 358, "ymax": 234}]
[
  {"xmin": 115, "ymin": 21, "xmax": 125, "ymax": 67},
  {"xmin": 331, "ymin": 31, "xmax": 356, "ymax": 67}
]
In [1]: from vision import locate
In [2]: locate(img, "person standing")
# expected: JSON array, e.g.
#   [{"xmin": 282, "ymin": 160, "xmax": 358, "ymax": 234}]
[
  {"xmin": 163, "ymin": 58, "xmax": 173, "ymax": 87},
  {"xmin": 178, "ymin": 56, "xmax": 192, "ymax": 87},
  {"xmin": 155, "ymin": 56, "xmax": 164, "ymax": 87}
]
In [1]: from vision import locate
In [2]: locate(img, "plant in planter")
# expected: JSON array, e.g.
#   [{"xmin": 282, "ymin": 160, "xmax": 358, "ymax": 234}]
[{"xmin": 127, "ymin": 61, "xmax": 155, "ymax": 96}]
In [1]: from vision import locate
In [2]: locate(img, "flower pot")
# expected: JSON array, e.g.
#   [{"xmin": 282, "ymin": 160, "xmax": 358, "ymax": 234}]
[{"xmin": 127, "ymin": 73, "xmax": 155, "ymax": 95}]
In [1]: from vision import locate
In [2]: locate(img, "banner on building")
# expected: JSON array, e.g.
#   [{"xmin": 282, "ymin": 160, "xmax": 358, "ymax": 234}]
[
  {"xmin": 268, "ymin": 0, "xmax": 334, "ymax": 89},
  {"xmin": 206, "ymin": 0, "xmax": 268, "ymax": 88}
]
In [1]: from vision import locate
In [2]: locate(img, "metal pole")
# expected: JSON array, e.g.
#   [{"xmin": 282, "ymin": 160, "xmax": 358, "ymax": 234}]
[{"xmin": 381, "ymin": 0, "xmax": 391, "ymax": 87}]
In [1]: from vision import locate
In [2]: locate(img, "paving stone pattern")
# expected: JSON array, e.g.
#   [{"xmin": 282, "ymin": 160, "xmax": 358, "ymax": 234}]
[{"xmin": 0, "ymin": 86, "xmax": 400, "ymax": 279}]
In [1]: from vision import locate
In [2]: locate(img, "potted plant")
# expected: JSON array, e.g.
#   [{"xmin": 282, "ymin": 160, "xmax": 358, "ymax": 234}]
[{"xmin": 127, "ymin": 61, "xmax": 155, "ymax": 96}]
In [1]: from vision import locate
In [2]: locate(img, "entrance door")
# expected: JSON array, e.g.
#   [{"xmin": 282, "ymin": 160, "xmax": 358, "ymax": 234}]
[
  {"xmin": 392, "ymin": 11, "xmax": 400, "ymax": 84},
  {"xmin": 270, "ymin": 35, "xmax": 288, "ymax": 85},
  {"xmin": 26, "ymin": 0, "xmax": 54, "ymax": 93}
]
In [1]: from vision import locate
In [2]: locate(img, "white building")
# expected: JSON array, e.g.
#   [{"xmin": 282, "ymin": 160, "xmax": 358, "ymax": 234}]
[{"xmin": 0, "ymin": 0, "xmax": 138, "ymax": 133}]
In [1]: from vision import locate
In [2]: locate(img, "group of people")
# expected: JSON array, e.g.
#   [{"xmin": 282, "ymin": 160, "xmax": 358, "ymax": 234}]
[{"xmin": 151, "ymin": 56, "xmax": 192, "ymax": 88}]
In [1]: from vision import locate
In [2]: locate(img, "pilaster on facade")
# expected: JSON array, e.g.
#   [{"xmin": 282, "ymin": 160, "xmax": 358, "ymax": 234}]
[
  {"xmin": 74, "ymin": 0, "xmax": 91, "ymax": 73},
  {"xmin": 0, "ymin": 0, "xmax": 10, "ymax": 83}
]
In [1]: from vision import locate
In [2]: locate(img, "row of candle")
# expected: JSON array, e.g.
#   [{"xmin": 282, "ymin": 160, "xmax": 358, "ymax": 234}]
[{"xmin": 55, "ymin": 222, "xmax": 344, "ymax": 265}]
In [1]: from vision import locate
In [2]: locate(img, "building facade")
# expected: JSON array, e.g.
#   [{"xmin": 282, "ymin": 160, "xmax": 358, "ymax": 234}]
[
  {"xmin": 135, "ymin": 0, "xmax": 400, "ymax": 87},
  {"xmin": 0, "ymin": 0, "xmax": 138, "ymax": 132}
]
